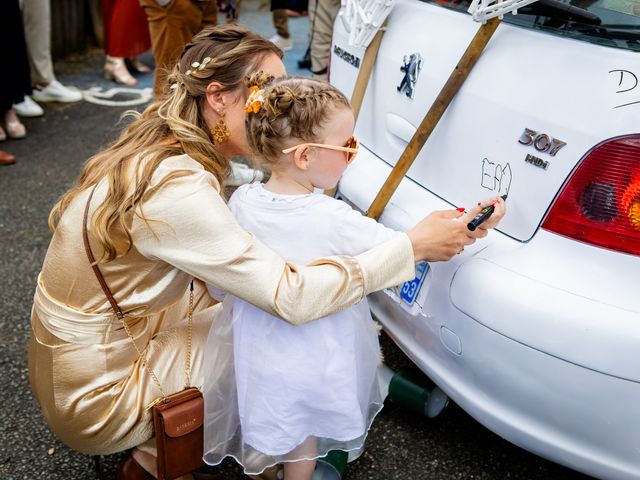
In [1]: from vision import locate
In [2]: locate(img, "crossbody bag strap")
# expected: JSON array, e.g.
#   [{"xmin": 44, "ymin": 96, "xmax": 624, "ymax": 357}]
[
  {"xmin": 82, "ymin": 186, "xmax": 125, "ymax": 320},
  {"xmin": 81, "ymin": 185, "xmax": 195, "ymax": 398}
]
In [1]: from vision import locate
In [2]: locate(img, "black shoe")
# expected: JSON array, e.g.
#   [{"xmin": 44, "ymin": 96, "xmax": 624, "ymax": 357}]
[{"xmin": 298, "ymin": 46, "xmax": 311, "ymax": 70}]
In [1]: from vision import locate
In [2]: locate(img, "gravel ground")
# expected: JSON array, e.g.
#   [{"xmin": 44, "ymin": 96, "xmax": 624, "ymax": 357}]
[{"xmin": 0, "ymin": 2, "xmax": 592, "ymax": 479}]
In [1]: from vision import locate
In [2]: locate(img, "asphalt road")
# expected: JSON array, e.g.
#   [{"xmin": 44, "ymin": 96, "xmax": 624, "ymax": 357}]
[{"xmin": 0, "ymin": 2, "xmax": 593, "ymax": 479}]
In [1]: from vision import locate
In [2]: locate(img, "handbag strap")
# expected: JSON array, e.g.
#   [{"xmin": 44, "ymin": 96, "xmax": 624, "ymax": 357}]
[{"xmin": 82, "ymin": 185, "xmax": 195, "ymax": 398}]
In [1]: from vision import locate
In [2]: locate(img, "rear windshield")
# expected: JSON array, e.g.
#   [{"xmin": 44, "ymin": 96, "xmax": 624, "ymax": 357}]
[{"xmin": 423, "ymin": 0, "xmax": 640, "ymax": 52}]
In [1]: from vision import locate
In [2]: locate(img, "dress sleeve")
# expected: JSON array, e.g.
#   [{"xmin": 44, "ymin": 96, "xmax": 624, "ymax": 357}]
[
  {"xmin": 131, "ymin": 158, "xmax": 415, "ymax": 325},
  {"xmin": 327, "ymin": 199, "xmax": 404, "ymax": 257}
]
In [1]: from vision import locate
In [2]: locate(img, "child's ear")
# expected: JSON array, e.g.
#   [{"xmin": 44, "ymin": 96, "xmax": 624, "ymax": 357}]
[{"xmin": 293, "ymin": 147, "xmax": 311, "ymax": 171}]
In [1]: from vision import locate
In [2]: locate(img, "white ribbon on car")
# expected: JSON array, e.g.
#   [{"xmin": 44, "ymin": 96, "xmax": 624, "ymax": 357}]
[{"xmin": 338, "ymin": 0, "xmax": 396, "ymax": 48}]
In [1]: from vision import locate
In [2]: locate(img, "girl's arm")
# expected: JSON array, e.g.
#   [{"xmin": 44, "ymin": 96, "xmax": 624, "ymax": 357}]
[
  {"xmin": 131, "ymin": 158, "xmax": 415, "ymax": 325},
  {"xmin": 327, "ymin": 199, "xmax": 404, "ymax": 257}
]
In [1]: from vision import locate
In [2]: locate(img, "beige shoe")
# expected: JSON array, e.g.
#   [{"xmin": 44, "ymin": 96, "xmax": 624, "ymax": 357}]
[
  {"xmin": 104, "ymin": 56, "xmax": 137, "ymax": 86},
  {"xmin": 5, "ymin": 120, "xmax": 26, "ymax": 139}
]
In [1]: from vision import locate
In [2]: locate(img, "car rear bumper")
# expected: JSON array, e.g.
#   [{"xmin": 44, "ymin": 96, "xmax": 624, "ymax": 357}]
[{"xmin": 373, "ymin": 291, "xmax": 640, "ymax": 480}]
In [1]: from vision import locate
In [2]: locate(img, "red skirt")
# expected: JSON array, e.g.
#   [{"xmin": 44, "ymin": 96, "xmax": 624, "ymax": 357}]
[{"xmin": 103, "ymin": 0, "xmax": 152, "ymax": 58}]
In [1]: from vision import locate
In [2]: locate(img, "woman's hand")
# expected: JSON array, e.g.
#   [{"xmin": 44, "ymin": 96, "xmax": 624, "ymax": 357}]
[
  {"xmin": 472, "ymin": 195, "xmax": 506, "ymax": 230},
  {"xmin": 406, "ymin": 196, "xmax": 506, "ymax": 262}
]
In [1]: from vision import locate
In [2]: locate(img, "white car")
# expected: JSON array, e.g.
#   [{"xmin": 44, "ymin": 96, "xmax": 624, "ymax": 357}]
[{"xmin": 329, "ymin": 1, "xmax": 640, "ymax": 479}]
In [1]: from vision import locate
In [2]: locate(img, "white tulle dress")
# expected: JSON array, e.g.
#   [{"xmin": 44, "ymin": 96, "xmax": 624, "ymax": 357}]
[{"xmin": 202, "ymin": 183, "xmax": 402, "ymax": 475}]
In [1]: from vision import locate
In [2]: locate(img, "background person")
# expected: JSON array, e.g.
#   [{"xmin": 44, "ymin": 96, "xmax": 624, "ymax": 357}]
[
  {"xmin": 140, "ymin": 0, "xmax": 218, "ymax": 98},
  {"xmin": 2, "ymin": 0, "xmax": 31, "ymax": 145},
  {"xmin": 270, "ymin": 7, "xmax": 292, "ymax": 51},
  {"xmin": 103, "ymin": 0, "xmax": 152, "ymax": 86},
  {"xmin": 13, "ymin": 0, "xmax": 82, "ymax": 118},
  {"xmin": 307, "ymin": 0, "xmax": 340, "ymax": 79}
]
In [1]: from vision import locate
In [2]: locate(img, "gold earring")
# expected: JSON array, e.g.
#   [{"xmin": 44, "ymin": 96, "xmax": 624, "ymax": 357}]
[{"xmin": 211, "ymin": 110, "xmax": 231, "ymax": 144}]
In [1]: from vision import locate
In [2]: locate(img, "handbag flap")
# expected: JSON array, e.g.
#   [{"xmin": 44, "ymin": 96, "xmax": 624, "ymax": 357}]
[{"xmin": 158, "ymin": 395, "xmax": 204, "ymax": 438}]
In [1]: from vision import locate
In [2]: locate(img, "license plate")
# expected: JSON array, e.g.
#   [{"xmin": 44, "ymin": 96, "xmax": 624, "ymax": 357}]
[{"xmin": 399, "ymin": 261, "xmax": 429, "ymax": 306}]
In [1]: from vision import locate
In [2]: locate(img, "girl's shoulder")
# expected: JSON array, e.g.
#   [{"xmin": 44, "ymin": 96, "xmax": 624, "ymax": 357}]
[{"xmin": 229, "ymin": 183, "xmax": 356, "ymax": 216}]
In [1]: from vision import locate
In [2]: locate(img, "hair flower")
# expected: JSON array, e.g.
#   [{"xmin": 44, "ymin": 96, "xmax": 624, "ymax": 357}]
[{"xmin": 244, "ymin": 86, "xmax": 264, "ymax": 114}]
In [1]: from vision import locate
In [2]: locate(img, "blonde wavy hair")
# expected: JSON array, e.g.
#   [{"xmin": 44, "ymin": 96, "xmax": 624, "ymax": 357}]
[
  {"xmin": 49, "ymin": 25, "xmax": 281, "ymax": 263},
  {"xmin": 244, "ymin": 74, "xmax": 351, "ymax": 168}
]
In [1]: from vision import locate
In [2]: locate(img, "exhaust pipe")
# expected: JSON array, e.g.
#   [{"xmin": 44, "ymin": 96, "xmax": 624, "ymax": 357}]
[{"xmin": 381, "ymin": 364, "xmax": 450, "ymax": 419}]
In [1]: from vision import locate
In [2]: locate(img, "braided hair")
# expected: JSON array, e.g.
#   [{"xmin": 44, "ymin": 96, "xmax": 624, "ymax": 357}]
[{"xmin": 244, "ymin": 74, "xmax": 351, "ymax": 168}]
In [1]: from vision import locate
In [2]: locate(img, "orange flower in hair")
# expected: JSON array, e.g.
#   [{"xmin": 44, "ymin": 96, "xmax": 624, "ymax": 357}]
[{"xmin": 244, "ymin": 85, "xmax": 264, "ymax": 114}]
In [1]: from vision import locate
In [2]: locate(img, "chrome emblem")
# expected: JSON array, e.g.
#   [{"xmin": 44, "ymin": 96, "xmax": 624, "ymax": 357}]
[
  {"xmin": 397, "ymin": 53, "xmax": 423, "ymax": 99},
  {"xmin": 333, "ymin": 45, "xmax": 361, "ymax": 69}
]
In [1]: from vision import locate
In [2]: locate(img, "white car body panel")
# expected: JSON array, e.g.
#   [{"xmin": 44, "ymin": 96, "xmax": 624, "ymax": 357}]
[
  {"xmin": 330, "ymin": 1, "xmax": 640, "ymax": 242},
  {"xmin": 330, "ymin": 2, "xmax": 640, "ymax": 478}
]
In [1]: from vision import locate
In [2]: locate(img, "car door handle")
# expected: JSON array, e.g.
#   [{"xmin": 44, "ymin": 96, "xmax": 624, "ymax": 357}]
[{"xmin": 386, "ymin": 113, "xmax": 417, "ymax": 144}]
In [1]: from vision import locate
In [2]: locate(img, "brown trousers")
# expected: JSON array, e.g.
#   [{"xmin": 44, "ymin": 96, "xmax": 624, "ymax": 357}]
[{"xmin": 139, "ymin": 0, "xmax": 217, "ymax": 97}]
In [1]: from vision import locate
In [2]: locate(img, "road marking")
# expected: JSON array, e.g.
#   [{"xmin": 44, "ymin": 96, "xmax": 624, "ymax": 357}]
[{"xmin": 82, "ymin": 86, "xmax": 153, "ymax": 107}]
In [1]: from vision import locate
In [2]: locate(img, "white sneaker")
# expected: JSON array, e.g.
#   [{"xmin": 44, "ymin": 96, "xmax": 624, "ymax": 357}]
[
  {"xmin": 269, "ymin": 34, "xmax": 293, "ymax": 51},
  {"xmin": 32, "ymin": 80, "xmax": 82, "ymax": 103},
  {"xmin": 13, "ymin": 96, "xmax": 44, "ymax": 117}
]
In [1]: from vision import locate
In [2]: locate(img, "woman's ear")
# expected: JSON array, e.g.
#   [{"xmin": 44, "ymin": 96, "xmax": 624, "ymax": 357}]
[
  {"xmin": 204, "ymin": 82, "xmax": 227, "ymax": 112},
  {"xmin": 293, "ymin": 146, "xmax": 311, "ymax": 171}
]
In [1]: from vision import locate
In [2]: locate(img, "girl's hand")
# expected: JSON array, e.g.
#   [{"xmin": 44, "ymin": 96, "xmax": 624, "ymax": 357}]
[
  {"xmin": 461, "ymin": 195, "xmax": 507, "ymax": 230},
  {"xmin": 407, "ymin": 210, "xmax": 487, "ymax": 262}
]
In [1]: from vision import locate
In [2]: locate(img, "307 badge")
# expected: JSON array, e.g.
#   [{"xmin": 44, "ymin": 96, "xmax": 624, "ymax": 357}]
[{"xmin": 519, "ymin": 128, "xmax": 567, "ymax": 171}]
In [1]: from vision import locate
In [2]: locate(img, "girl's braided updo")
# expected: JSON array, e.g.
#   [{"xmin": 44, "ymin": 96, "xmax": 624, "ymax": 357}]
[{"xmin": 244, "ymin": 74, "xmax": 351, "ymax": 168}]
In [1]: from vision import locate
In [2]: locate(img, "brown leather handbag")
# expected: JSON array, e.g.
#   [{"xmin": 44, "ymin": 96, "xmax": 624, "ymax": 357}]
[{"xmin": 82, "ymin": 186, "xmax": 205, "ymax": 480}]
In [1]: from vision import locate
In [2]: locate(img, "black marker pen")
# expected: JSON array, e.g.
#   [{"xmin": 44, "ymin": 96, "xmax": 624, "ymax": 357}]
[{"xmin": 467, "ymin": 194, "xmax": 507, "ymax": 231}]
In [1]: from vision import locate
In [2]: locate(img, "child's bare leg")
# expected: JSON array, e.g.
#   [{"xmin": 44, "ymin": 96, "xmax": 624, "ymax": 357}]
[
  {"xmin": 283, "ymin": 458, "xmax": 316, "ymax": 480},
  {"xmin": 283, "ymin": 437, "xmax": 318, "ymax": 480}
]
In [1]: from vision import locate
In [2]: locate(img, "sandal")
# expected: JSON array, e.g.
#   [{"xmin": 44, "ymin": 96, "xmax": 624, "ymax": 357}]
[
  {"xmin": 127, "ymin": 57, "xmax": 151, "ymax": 74},
  {"xmin": 104, "ymin": 56, "xmax": 137, "ymax": 86},
  {"xmin": 5, "ymin": 120, "xmax": 26, "ymax": 139}
]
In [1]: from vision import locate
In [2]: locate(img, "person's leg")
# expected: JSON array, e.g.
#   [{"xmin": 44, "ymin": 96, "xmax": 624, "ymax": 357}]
[
  {"xmin": 140, "ymin": 0, "xmax": 203, "ymax": 98},
  {"xmin": 200, "ymin": 0, "xmax": 218, "ymax": 30},
  {"xmin": 283, "ymin": 459, "xmax": 316, "ymax": 480},
  {"xmin": 283, "ymin": 437, "xmax": 317, "ymax": 480},
  {"xmin": 271, "ymin": 9, "xmax": 292, "ymax": 50},
  {"xmin": 21, "ymin": 0, "xmax": 55, "ymax": 87},
  {"xmin": 309, "ymin": 0, "xmax": 340, "ymax": 79},
  {"xmin": 103, "ymin": 0, "xmax": 152, "ymax": 78},
  {"xmin": 273, "ymin": 9, "xmax": 290, "ymax": 38},
  {"xmin": 20, "ymin": 0, "xmax": 81, "ymax": 103},
  {"xmin": 5, "ymin": 108, "xmax": 26, "ymax": 139},
  {"xmin": 131, "ymin": 447, "xmax": 158, "ymax": 477}
]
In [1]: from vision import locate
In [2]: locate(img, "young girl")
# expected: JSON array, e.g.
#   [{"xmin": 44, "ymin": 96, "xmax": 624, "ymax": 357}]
[
  {"xmin": 202, "ymin": 74, "xmax": 502, "ymax": 478},
  {"xmin": 202, "ymin": 73, "xmax": 397, "ymax": 479}
]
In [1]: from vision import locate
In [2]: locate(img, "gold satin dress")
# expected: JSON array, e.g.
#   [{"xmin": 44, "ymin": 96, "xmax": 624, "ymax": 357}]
[{"xmin": 28, "ymin": 154, "xmax": 415, "ymax": 455}]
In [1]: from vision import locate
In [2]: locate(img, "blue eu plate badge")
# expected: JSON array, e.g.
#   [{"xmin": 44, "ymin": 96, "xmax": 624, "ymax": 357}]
[{"xmin": 400, "ymin": 261, "xmax": 429, "ymax": 306}]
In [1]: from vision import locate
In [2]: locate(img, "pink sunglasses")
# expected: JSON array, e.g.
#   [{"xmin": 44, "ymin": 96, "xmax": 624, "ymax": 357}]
[{"xmin": 281, "ymin": 135, "xmax": 360, "ymax": 164}]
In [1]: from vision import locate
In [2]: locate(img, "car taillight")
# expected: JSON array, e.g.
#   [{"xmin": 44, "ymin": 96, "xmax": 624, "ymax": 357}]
[{"xmin": 542, "ymin": 134, "xmax": 640, "ymax": 256}]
